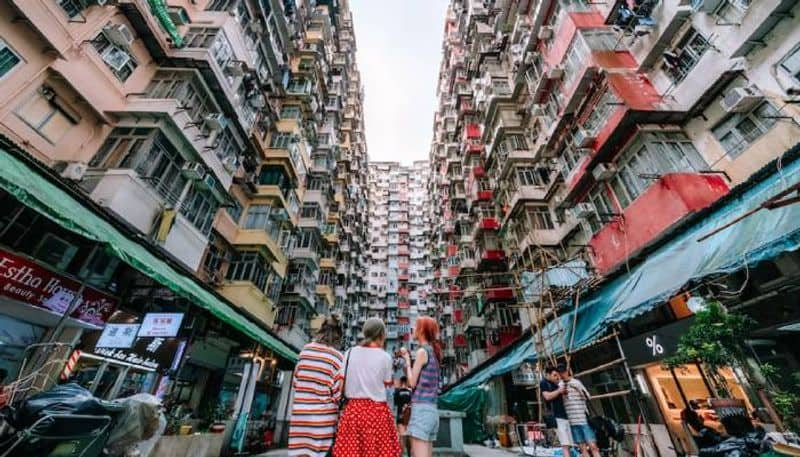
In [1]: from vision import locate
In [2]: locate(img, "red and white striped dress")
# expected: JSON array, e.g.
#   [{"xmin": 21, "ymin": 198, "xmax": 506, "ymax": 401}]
[{"xmin": 288, "ymin": 342, "xmax": 344, "ymax": 457}]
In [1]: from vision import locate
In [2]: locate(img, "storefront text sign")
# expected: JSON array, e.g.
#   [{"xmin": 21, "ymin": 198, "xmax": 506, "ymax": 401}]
[
  {"xmin": 621, "ymin": 318, "xmax": 694, "ymax": 366},
  {"xmin": 94, "ymin": 337, "xmax": 184, "ymax": 372},
  {"xmin": 0, "ymin": 249, "xmax": 118, "ymax": 326},
  {"xmin": 138, "ymin": 313, "xmax": 184, "ymax": 337},
  {"xmin": 96, "ymin": 323, "xmax": 140, "ymax": 348}
]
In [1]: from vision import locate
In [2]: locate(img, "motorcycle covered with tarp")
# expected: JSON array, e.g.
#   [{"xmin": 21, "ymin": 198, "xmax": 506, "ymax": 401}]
[{"xmin": 0, "ymin": 383, "xmax": 166, "ymax": 457}]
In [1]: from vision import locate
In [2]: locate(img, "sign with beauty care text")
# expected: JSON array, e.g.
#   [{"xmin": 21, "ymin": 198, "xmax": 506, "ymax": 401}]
[
  {"xmin": 138, "ymin": 313, "xmax": 184, "ymax": 337},
  {"xmin": 96, "ymin": 323, "xmax": 140, "ymax": 348},
  {"xmin": 0, "ymin": 248, "xmax": 118, "ymax": 326}
]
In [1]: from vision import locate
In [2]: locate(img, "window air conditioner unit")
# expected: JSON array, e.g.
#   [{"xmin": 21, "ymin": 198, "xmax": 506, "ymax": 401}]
[
  {"xmin": 226, "ymin": 61, "xmax": 246, "ymax": 77},
  {"xmin": 591, "ymin": 163, "xmax": 618, "ymax": 181},
  {"xmin": 61, "ymin": 162, "xmax": 87, "ymax": 181},
  {"xmin": 547, "ymin": 67, "xmax": 564, "ymax": 80},
  {"xmin": 181, "ymin": 162, "xmax": 206, "ymax": 180},
  {"xmin": 570, "ymin": 202, "xmax": 595, "ymax": 219},
  {"xmin": 101, "ymin": 47, "xmax": 131, "ymax": 71},
  {"xmin": 102, "ymin": 24, "xmax": 134, "ymax": 49},
  {"xmin": 573, "ymin": 128, "xmax": 596, "ymax": 148},
  {"xmin": 222, "ymin": 156, "xmax": 239, "ymax": 172},
  {"xmin": 204, "ymin": 113, "xmax": 228, "ymax": 131},
  {"xmin": 167, "ymin": 7, "xmax": 191, "ymax": 26},
  {"xmin": 720, "ymin": 85, "xmax": 763, "ymax": 113},
  {"xmin": 537, "ymin": 26, "xmax": 554, "ymax": 40}
]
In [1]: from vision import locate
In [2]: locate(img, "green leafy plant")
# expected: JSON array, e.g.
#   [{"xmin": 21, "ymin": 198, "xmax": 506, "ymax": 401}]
[
  {"xmin": 664, "ymin": 300, "xmax": 754, "ymax": 397},
  {"xmin": 759, "ymin": 363, "xmax": 800, "ymax": 432}
]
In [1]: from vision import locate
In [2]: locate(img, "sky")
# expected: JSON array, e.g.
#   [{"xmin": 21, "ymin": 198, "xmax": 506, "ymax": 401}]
[{"xmin": 349, "ymin": 0, "xmax": 449, "ymax": 164}]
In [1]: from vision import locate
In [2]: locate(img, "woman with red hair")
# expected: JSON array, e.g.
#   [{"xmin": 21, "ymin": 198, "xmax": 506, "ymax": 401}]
[{"xmin": 400, "ymin": 316, "xmax": 442, "ymax": 457}]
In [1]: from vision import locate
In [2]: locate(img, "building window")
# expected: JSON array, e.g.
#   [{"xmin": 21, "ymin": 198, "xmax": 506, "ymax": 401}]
[
  {"xmin": 226, "ymin": 198, "xmax": 243, "ymax": 224},
  {"xmin": 146, "ymin": 71, "xmax": 217, "ymax": 128},
  {"xmin": 516, "ymin": 167, "xmax": 551, "ymax": 187},
  {"xmin": 184, "ymin": 27, "xmax": 218, "ymax": 48},
  {"xmin": 586, "ymin": 186, "xmax": 615, "ymax": 233},
  {"xmin": 528, "ymin": 207, "xmax": 554, "ymax": 230},
  {"xmin": 15, "ymin": 86, "xmax": 79, "ymax": 144},
  {"xmin": 202, "ymin": 242, "xmax": 226, "ymax": 278},
  {"xmin": 716, "ymin": 0, "xmax": 750, "ymax": 23},
  {"xmin": 610, "ymin": 132, "xmax": 707, "ymax": 208},
  {"xmin": 33, "ymin": 233, "xmax": 78, "ymax": 270},
  {"xmin": 280, "ymin": 106, "xmax": 301, "ymax": 119},
  {"xmin": 780, "ymin": 46, "xmax": 800, "ymax": 83},
  {"xmin": 131, "ymin": 133, "xmax": 188, "ymax": 205},
  {"xmin": 213, "ymin": 127, "xmax": 239, "ymax": 163},
  {"xmin": 276, "ymin": 305, "xmax": 299, "ymax": 326},
  {"xmin": 583, "ymin": 90, "xmax": 620, "ymax": 136},
  {"xmin": 243, "ymin": 204, "xmax": 280, "ymax": 239},
  {"xmin": 713, "ymin": 101, "xmax": 779, "ymax": 158},
  {"xmin": 270, "ymin": 132, "xmax": 293, "ymax": 149},
  {"xmin": 58, "ymin": 0, "xmax": 84, "ymax": 18},
  {"xmin": 227, "ymin": 252, "xmax": 269, "ymax": 291},
  {"xmin": 0, "ymin": 39, "xmax": 22, "ymax": 79},
  {"xmin": 91, "ymin": 31, "xmax": 137, "ymax": 82},
  {"xmin": 180, "ymin": 187, "xmax": 218, "ymax": 235},
  {"xmin": 667, "ymin": 27, "xmax": 710, "ymax": 82}
]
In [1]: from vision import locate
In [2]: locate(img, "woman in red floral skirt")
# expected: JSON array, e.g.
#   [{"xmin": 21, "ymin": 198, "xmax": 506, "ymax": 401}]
[{"xmin": 333, "ymin": 318, "xmax": 401, "ymax": 457}]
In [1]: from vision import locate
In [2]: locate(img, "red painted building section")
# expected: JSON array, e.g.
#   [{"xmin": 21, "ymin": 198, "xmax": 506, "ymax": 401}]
[
  {"xmin": 543, "ymin": 12, "xmax": 605, "ymax": 68},
  {"xmin": 589, "ymin": 173, "xmax": 730, "ymax": 274},
  {"xmin": 486, "ymin": 327, "xmax": 523, "ymax": 356}
]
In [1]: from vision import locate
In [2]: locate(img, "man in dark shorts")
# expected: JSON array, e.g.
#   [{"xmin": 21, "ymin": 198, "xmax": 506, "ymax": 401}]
[
  {"xmin": 394, "ymin": 376, "xmax": 412, "ymax": 456},
  {"xmin": 540, "ymin": 365, "xmax": 572, "ymax": 457}
]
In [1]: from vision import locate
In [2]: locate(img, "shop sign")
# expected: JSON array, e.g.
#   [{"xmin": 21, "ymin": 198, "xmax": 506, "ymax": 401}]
[
  {"xmin": 138, "ymin": 313, "xmax": 184, "ymax": 337},
  {"xmin": 0, "ymin": 249, "xmax": 117, "ymax": 326},
  {"xmin": 512, "ymin": 362, "xmax": 539, "ymax": 386},
  {"xmin": 94, "ymin": 336, "xmax": 184, "ymax": 372},
  {"xmin": 96, "ymin": 323, "xmax": 140, "ymax": 348},
  {"xmin": 621, "ymin": 318, "xmax": 694, "ymax": 366}
]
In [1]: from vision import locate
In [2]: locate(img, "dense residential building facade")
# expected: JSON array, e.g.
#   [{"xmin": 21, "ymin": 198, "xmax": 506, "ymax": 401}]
[
  {"xmin": 0, "ymin": 0, "xmax": 369, "ymax": 446},
  {"xmin": 367, "ymin": 161, "xmax": 433, "ymax": 348},
  {"xmin": 430, "ymin": 0, "xmax": 800, "ymax": 391}
]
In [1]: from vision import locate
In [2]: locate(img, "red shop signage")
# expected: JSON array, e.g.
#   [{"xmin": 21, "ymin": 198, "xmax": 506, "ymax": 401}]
[{"xmin": 0, "ymin": 249, "xmax": 118, "ymax": 326}]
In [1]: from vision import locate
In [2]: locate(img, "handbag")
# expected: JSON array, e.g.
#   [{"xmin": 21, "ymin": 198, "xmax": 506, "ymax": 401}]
[{"xmin": 400, "ymin": 401, "xmax": 412, "ymax": 426}]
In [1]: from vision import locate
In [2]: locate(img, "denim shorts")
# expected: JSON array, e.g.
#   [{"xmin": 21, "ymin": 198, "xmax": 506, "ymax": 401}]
[
  {"xmin": 571, "ymin": 423, "xmax": 596, "ymax": 444},
  {"xmin": 407, "ymin": 402, "xmax": 439, "ymax": 442}
]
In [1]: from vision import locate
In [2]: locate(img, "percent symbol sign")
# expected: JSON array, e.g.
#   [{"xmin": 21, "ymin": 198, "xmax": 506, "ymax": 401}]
[{"xmin": 646, "ymin": 335, "xmax": 664, "ymax": 356}]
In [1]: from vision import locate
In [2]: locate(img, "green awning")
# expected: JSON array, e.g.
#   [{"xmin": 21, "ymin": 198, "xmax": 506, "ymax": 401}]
[
  {"xmin": 148, "ymin": 0, "xmax": 184, "ymax": 48},
  {"xmin": 0, "ymin": 147, "xmax": 297, "ymax": 362}
]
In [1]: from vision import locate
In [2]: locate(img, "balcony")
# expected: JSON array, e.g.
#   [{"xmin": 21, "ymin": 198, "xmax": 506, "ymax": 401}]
[
  {"xmin": 278, "ymin": 325, "xmax": 310, "ymax": 349},
  {"xmin": 233, "ymin": 228, "xmax": 288, "ymax": 277},
  {"xmin": 590, "ymin": 173, "xmax": 729, "ymax": 274},
  {"xmin": 484, "ymin": 286, "xmax": 515, "ymax": 303},
  {"xmin": 219, "ymin": 281, "xmax": 275, "ymax": 328},
  {"xmin": 83, "ymin": 169, "xmax": 207, "ymax": 270},
  {"xmin": 477, "ymin": 247, "xmax": 507, "ymax": 272},
  {"xmin": 625, "ymin": 0, "xmax": 694, "ymax": 70}
]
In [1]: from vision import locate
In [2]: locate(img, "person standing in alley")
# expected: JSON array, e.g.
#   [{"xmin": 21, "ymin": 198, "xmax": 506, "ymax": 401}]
[
  {"xmin": 401, "ymin": 316, "xmax": 442, "ymax": 457},
  {"xmin": 333, "ymin": 318, "xmax": 401, "ymax": 457},
  {"xmin": 558, "ymin": 364, "xmax": 601, "ymax": 457},
  {"xmin": 540, "ymin": 365, "xmax": 573, "ymax": 457},
  {"xmin": 394, "ymin": 376, "xmax": 413, "ymax": 457},
  {"xmin": 288, "ymin": 316, "xmax": 344, "ymax": 457}
]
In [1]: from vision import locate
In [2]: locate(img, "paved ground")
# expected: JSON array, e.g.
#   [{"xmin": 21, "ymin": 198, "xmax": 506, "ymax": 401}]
[{"xmin": 256, "ymin": 445, "xmax": 519, "ymax": 457}]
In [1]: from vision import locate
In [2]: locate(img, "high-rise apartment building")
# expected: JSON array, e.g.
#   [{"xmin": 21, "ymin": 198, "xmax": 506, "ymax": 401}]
[
  {"xmin": 429, "ymin": 0, "xmax": 800, "ymax": 386},
  {"xmin": 367, "ymin": 161, "xmax": 433, "ymax": 348},
  {"xmin": 0, "ymin": 0, "xmax": 370, "ymax": 366}
]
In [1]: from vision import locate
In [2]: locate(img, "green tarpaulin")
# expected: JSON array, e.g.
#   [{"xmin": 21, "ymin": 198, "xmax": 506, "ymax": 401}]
[
  {"xmin": 438, "ymin": 387, "xmax": 487, "ymax": 444},
  {"xmin": 148, "ymin": 0, "xmax": 184, "ymax": 48},
  {"xmin": 0, "ymin": 146, "xmax": 297, "ymax": 362}
]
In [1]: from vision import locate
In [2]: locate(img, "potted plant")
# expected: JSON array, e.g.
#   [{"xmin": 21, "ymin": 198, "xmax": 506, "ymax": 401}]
[{"xmin": 664, "ymin": 300, "xmax": 754, "ymax": 398}]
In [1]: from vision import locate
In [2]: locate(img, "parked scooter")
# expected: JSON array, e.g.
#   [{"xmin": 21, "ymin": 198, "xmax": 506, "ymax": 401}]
[{"xmin": 0, "ymin": 383, "xmax": 165, "ymax": 457}]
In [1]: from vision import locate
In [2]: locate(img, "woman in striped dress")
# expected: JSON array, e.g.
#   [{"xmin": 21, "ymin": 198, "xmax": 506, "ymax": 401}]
[{"xmin": 288, "ymin": 316, "xmax": 344, "ymax": 457}]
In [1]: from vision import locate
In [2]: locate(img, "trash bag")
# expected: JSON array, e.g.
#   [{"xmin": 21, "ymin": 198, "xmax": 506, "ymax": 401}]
[
  {"xmin": 588, "ymin": 416, "xmax": 625, "ymax": 450},
  {"xmin": 105, "ymin": 394, "xmax": 164, "ymax": 457},
  {"xmin": 15, "ymin": 383, "xmax": 124, "ymax": 428}
]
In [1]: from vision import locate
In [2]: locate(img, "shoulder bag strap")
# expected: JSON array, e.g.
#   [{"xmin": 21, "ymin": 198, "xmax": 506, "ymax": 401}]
[{"xmin": 341, "ymin": 349, "xmax": 351, "ymax": 402}]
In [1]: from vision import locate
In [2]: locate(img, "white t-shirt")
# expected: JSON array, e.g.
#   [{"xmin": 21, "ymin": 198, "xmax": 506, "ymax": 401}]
[{"xmin": 342, "ymin": 346, "xmax": 393, "ymax": 402}]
